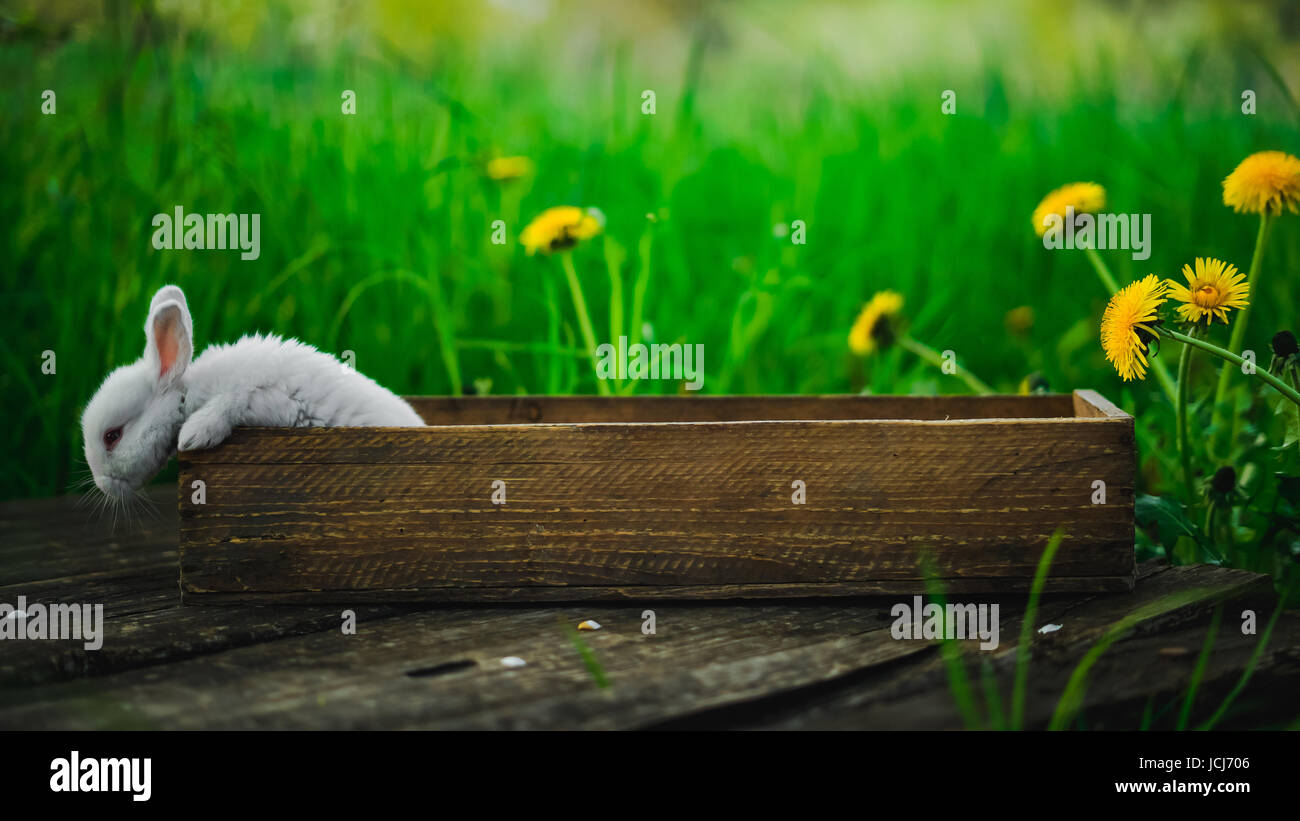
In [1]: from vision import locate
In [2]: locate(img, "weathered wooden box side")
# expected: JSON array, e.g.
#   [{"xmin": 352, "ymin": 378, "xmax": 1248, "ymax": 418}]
[{"xmin": 178, "ymin": 391, "xmax": 1135, "ymax": 603}]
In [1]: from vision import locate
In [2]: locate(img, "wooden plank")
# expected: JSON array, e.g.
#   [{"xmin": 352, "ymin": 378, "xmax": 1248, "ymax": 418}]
[
  {"xmin": 0, "ymin": 600, "xmax": 413, "ymax": 688},
  {"xmin": 0, "ymin": 488, "xmax": 423, "ymax": 687},
  {"xmin": 0, "ymin": 602, "xmax": 936, "ymax": 729},
  {"xmin": 0, "ymin": 562, "xmax": 1270, "ymax": 731},
  {"xmin": 731, "ymin": 563, "xmax": 1281, "ymax": 730},
  {"xmin": 405, "ymin": 394, "xmax": 1081, "ymax": 425},
  {"xmin": 183, "ymin": 574, "xmax": 1136, "ymax": 604},
  {"xmin": 179, "ymin": 415, "xmax": 1132, "ymax": 465},
  {"xmin": 179, "ymin": 411, "xmax": 1135, "ymax": 599},
  {"xmin": 1073, "ymin": 389, "xmax": 1129, "ymax": 419},
  {"xmin": 713, "ymin": 612, "xmax": 1300, "ymax": 730},
  {"xmin": 0, "ymin": 488, "xmax": 177, "ymax": 587}
]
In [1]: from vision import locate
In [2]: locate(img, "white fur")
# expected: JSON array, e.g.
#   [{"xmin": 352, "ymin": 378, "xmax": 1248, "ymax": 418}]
[{"xmin": 82, "ymin": 284, "xmax": 424, "ymax": 500}]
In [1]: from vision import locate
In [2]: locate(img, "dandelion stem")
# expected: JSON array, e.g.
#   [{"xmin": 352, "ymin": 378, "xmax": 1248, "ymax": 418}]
[
  {"xmin": 1175, "ymin": 333, "xmax": 1196, "ymax": 501},
  {"xmin": 1082, "ymin": 246, "xmax": 1121, "ymax": 294},
  {"xmin": 1085, "ymin": 247, "xmax": 1178, "ymax": 404},
  {"xmin": 630, "ymin": 220, "xmax": 654, "ymax": 348},
  {"xmin": 899, "ymin": 335, "xmax": 993, "ymax": 395},
  {"xmin": 1157, "ymin": 326, "xmax": 1300, "ymax": 410},
  {"xmin": 559, "ymin": 252, "xmax": 611, "ymax": 396},
  {"xmin": 627, "ymin": 219, "xmax": 656, "ymax": 396},
  {"xmin": 604, "ymin": 238, "xmax": 625, "ymax": 393},
  {"xmin": 1211, "ymin": 212, "xmax": 1273, "ymax": 441}
]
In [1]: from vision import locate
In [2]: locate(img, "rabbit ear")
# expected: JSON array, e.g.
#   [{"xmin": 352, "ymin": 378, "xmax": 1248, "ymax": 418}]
[
  {"xmin": 143, "ymin": 285, "xmax": 193, "ymax": 388},
  {"xmin": 148, "ymin": 284, "xmax": 189, "ymax": 319}
]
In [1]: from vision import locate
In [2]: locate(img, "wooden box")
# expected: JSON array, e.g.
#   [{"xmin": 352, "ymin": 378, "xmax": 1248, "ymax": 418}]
[{"xmin": 177, "ymin": 391, "xmax": 1136, "ymax": 603}]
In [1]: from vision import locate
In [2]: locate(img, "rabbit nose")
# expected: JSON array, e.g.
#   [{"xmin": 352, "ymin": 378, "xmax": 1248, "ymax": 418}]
[{"xmin": 95, "ymin": 475, "xmax": 125, "ymax": 498}]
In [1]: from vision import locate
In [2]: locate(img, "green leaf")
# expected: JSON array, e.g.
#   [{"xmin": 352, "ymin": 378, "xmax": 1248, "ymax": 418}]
[
  {"xmin": 1277, "ymin": 396, "xmax": 1300, "ymax": 451},
  {"xmin": 1135, "ymin": 494, "xmax": 1206, "ymax": 556}
]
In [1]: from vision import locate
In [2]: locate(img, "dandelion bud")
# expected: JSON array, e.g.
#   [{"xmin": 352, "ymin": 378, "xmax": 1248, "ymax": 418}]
[
  {"xmin": 1210, "ymin": 466, "xmax": 1237, "ymax": 497},
  {"xmin": 1272, "ymin": 330, "xmax": 1298, "ymax": 358},
  {"xmin": 848, "ymin": 291, "xmax": 905, "ymax": 356},
  {"xmin": 1018, "ymin": 372, "xmax": 1049, "ymax": 395},
  {"xmin": 1270, "ymin": 330, "xmax": 1299, "ymax": 380},
  {"xmin": 1005, "ymin": 306, "xmax": 1035, "ymax": 337},
  {"xmin": 871, "ymin": 315, "xmax": 897, "ymax": 350}
]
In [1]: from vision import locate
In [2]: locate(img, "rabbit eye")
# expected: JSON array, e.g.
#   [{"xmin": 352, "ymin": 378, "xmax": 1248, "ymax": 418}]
[{"xmin": 103, "ymin": 427, "xmax": 123, "ymax": 451}]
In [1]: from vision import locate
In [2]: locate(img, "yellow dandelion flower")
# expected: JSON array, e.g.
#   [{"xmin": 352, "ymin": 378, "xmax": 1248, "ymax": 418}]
[
  {"xmin": 1222, "ymin": 150, "xmax": 1300, "ymax": 215},
  {"xmin": 1017, "ymin": 372, "xmax": 1049, "ymax": 395},
  {"xmin": 1031, "ymin": 182, "xmax": 1106, "ymax": 237},
  {"xmin": 1005, "ymin": 305, "xmax": 1035, "ymax": 336},
  {"xmin": 1101, "ymin": 274, "xmax": 1168, "ymax": 381},
  {"xmin": 1165, "ymin": 257, "xmax": 1249, "ymax": 325},
  {"xmin": 848, "ymin": 290, "xmax": 904, "ymax": 355},
  {"xmin": 486, "ymin": 155, "xmax": 534, "ymax": 181},
  {"xmin": 520, "ymin": 206, "xmax": 604, "ymax": 255}
]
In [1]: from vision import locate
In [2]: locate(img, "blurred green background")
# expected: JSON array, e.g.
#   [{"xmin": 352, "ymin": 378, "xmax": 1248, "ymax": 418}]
[{"xmin": 2, "ymin": 0, "xmax": 1298, "ymax": 512}]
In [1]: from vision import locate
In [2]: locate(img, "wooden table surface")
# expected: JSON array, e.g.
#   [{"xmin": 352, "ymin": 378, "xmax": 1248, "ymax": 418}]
[{"xmin": 1, "ymin": 487, "xmax": 1297, "ymax": 730}]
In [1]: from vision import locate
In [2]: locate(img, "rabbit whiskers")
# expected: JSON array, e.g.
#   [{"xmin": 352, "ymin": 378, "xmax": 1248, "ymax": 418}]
[{"xmin": 72, "ymin": 463, "xmax": 159, "ymax": 533}]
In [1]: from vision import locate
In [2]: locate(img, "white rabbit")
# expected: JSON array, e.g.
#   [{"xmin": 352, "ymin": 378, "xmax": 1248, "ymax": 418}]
[{"xmin": 82, "ymin": 284, "xmax": 424, "ymax": 500}]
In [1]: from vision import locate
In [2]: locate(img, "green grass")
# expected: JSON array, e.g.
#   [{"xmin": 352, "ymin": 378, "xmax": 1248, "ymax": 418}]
[
  {"xmin": 1048, "ymin": 586, "xmax": 1221, "ymax": 730},
  {"xmin": 563, "ymin": 621, "xmax": 611, "ymax": 690},
  {"xmin": 1011, "ymin": 529, "xmax": 1064, "ymax": 730},
  {"xmin": 919, "ymin": 537, "xmax": 1289, "ymax": 730},
  {"xmin": 2, "ymin": 2, "xmax": 1299, "ymax": 585}
]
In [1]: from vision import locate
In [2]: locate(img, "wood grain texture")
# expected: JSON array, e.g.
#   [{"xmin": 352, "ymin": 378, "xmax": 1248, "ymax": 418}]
[
  {"xmin": 181, "ymin": 575, "xmax": 1137, "ymax": 604},
  {"xmin": 6, "ymin": 492, "xmax": 1290, "ymax": 731},
  {"xmin": 178, "ymin": 392, "xmax": 1135, "ymax": 601},
  {"xmin": 406, "ymin": 394, "xmax": 1081, "ymax": 424},
  {"xmin": 1073, "ymin": 389, "xmax": 1128, "ymax": 419},
  {"xmin": 686, "ymin": 562, "xmax": 1285, "ymax": 731},
  {"xmin": 2, "ymin": 559, "xmax": 1281, "ymax": 731}
]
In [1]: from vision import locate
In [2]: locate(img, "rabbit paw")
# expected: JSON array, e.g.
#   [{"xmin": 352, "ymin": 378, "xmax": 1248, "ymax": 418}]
[{"xmin": 178, "ymin": 409, "xmax": 234, "ymax": 451}]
